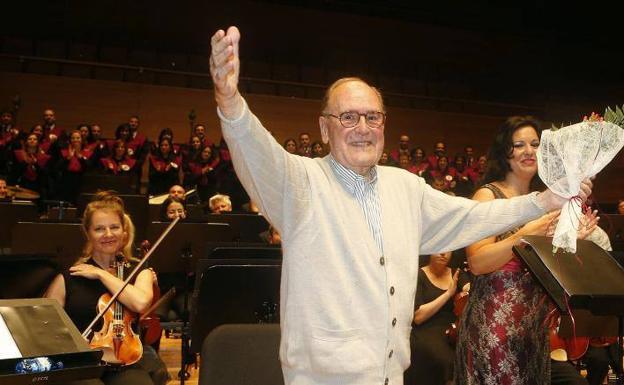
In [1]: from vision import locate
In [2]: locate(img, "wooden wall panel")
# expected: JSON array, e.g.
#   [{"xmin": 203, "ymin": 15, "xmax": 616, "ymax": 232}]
[{"xmin": 0, "ymin": 71, "xmax": 621, "ymax": 202}]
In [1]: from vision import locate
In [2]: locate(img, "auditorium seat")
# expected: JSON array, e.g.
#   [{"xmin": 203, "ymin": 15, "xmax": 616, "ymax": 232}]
[
  {"xmin": 156, "ymin": 52, "xmax": 189, "ymax": 86},
  {"xmin": 300, "ymin": 65, "xmax": 326, "ymax": 84},
  {"xmin": 27, "ymin": 40, "xmax": 66, "ymax": 75},
  {"xmin": 94, "ymin": 45, "xmax": 127, "ymax": 80},
  {"xmin": 1, "ymin": 36, "xmax": 34, "ymax": 55},
  {"xmin": 68, "ymin": 42, "xmax": 97, "ymax": 61},
  {"xmin": 35, "ymin": 39, "xmax": 67, "ymax": 59},
  {"xmin": 245, "ymin": 60, "xmax": 272, "ymax": 79},
  {"xmin": 272, "ymin": 63, "xmax": 299, "ymax": 82},
  {"xmin": 188, "ymin": 54, "xmax": 210, "ymax": 72},
  {"xmin": 64, "ymin": 42, "xmax": 97, "ymax": 78},
  {"xmin": 377, "ymin": 75, "xmax": 403, "ymax": 94},
  {"xmin": 199, "ymin": 324, "xmax": 283, "ymax": 385}
]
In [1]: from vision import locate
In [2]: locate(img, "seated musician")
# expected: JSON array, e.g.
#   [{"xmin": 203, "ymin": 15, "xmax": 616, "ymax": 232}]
[
  {"xmin": 156, "ymin": 195, "xmax": 188, "ymax": 323},
  {"xmin": 160, "ymin": 196, "xmax": 187, "ymax": 221},
  {"xmin": 45, "ymin": 191, "xmax": 166, "ymax": 385},
  {"xmin": 404, "ymin": 251, "xmax": 470, "ymax": 385},
  {"xmin": 207, "ymin": 193, "xmax": 232, "ymax": 214},
  {"xmin": 0, "ymin": 178, "xmax": 11, "ymax": 201}
]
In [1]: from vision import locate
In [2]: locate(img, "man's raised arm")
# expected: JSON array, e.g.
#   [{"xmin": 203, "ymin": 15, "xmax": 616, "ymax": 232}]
[
  {"xmin": 210, "ymin": 26, "xmax": 244, "ymax": 119},
  {"xmin": 208, "ymin": 27, "xmax": 311, "ymax": 232}
]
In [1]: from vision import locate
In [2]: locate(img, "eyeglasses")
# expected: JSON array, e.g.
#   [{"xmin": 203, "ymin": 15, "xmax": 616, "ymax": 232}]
[{"xmin": 323, "ymin": 111, "xmax": 386, "ymax": 129}]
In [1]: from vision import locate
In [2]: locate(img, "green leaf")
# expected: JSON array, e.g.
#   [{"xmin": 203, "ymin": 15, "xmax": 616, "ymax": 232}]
[{"xmin": 603, "ymin": 104, "xmax": 624, "ymax": 126}]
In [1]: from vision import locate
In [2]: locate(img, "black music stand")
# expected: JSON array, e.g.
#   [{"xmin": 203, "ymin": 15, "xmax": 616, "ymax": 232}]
[
  {"xmin": 11, "ymin": 223, "xmax": 83, "ymax": 272},
  {"xmin": 0, "ymin": 298, "xmax": 104, "ymax": 384},
  {"xmin": 77, "ymin": 193, "xmax": 149, "ymax": 240},
  {"xmin": 206, "ymin": 245, "xmax": 282, "ymax": 259},
  {"xmin": 146, "ymin": 222, "xmax": 235, "ymax": 273},
  {"xmin": 146, "ymin": 222, "xmax": 235, "ymax": 383},
  {"xmin": 190, "ymin": 258, "xmax": 282, "ymax": 354},
  {"xmin": 80, "ymin": 173, "xmax": 137, "ymax": 195},
  {"xmin": 514, "ymin": 235, "xmax": 624, "ymax": 385},
  {"xmin": 0, "ymin": 202, "xmax": 38, "ymax": 253},
  {"xmin": 187, "ymin": 213, "xmax": 270, "ymax": 242},
  {"xmin": 0, "ymin": 254, "xmax": 58, "ymax": 299}
]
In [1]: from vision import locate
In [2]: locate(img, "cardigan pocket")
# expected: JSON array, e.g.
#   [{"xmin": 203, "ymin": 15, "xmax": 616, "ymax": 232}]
[{"xmin": 308, "ymin": 327, "xmax": 378, "ymax": 374}]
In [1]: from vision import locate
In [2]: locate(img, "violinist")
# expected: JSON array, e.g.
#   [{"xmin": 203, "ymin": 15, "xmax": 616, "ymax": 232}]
[
  {"xmin": 45, "ymin": 191, "xmax": 158, "ymax": 385},
  {"xmin": 160, "ymin": 196, "xmax": 187, "ymax": 221},
  {"xmin": 404, "ymin": 251, "xmax": 470, "ymax": 385}
]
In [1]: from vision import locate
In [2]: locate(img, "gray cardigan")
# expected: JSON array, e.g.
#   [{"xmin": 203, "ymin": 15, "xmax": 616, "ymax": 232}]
[{"xmin": 219, "ymin": 99, "xmax": 545, "ymax": 385}]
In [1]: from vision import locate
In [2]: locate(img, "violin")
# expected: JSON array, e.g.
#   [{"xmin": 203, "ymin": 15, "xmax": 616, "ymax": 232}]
[
  {"xmin": 82, "ymin": 217, "xmax": 181, "ymax": 362},
  {"xmin": 445, "ymin": 262, "xmax": 470, "ymax": 345},
  {"xmin": 549, "ymin": 327, "xmax": 590, "ymax": 361},
  {"xmin": 547, "ymin": 310, "xmax": 590, "ymax": 362},
  {"xmin": 140, "ymin": 287, "xmax": 176, "ymax": 346},
  {"xmin": 135, "ymin": 240, "xmax": 163, "ymax": 347},
  {"xmin": 446, "ymin": 290, "xmax": 469, "ymax": 345},
  {"xmin": 89, "ymin": 254, "xmax": 143, "ymax": 365}
]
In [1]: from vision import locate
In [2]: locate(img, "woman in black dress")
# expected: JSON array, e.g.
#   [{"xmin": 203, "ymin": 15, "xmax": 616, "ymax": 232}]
[
  {"xmin": 404, "ymin": 251, "xmax": 470, "ymax": 385},
  {"xmin": 45, "ymin": 191, "xmax": 161, "ymax": 385}
]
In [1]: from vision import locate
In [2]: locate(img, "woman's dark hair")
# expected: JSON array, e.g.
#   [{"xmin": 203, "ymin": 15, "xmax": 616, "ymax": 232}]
[
  {"xmin": 437, "ymin": 155, "xmax": 449, "ymax": 170},
  {"xmin": 410, "ymin": 147, "xmax": 425, "ymax": 160},
  {"xmin": 112, "ymin": 139, "xmax": 127, "ymax": 159},
  {"xmin": 481, "ymin": 116, "xmax": 541, "ymax": 186},
  {"xmin": 283, "ymin": 138, "xmax": 296, "ymax": 147},
  {"xmin": 160, "ymin": 196, "xmax": 186, "ymax": 221},
  {"xmin": 453, "ymin": 154, "xmax": 466, "ymax": 169},
  {"xmin": 195, "ymin": 144, "xmax": 216, "ymax": 164},
  {"xmin": 156, "ymin": 137, "xmax": 175, "ymax": 161},
  {"xmin": 115, "ymin": 123, "xmax": 131, "ymax": 140},
  {"xmin": 158, "ymin": 128, "xmax": 174, "ymax": 143}
]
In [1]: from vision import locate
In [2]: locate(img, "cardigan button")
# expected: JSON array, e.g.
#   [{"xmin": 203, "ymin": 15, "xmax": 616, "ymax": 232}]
[
  {"xmin": 388, "ymin": 349, "xmax": 393, "ymax": 358},
  {"xmin": 389, "ymin": 286, "xmax": 395, "ymax": 295},
  {"xmin": 379, "ymin": 256, "xmax": 385, "ymax": 266},
  {"xmin": 384, "ymin": 378, "xmax": 389, "ymax": 385},
  {"xmin": 392, "ymin": 318, "xmax": 397, "ymax": 327}
]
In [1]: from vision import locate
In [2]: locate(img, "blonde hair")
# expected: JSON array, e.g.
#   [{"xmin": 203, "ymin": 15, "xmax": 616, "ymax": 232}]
[
  {"xmin": 209, "ymin": 194, "xmax": 232, "ymax": 212},
  {"xmin": 320, "ymin": 77, "xmax": 385, "ymax": 114},
  {"xmin": 79, "ymin": 191, "xmax": 136, "ymax": 264}
]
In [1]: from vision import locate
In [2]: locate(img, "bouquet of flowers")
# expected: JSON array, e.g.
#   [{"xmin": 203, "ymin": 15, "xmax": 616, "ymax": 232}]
[{"xmin": 538, "ymin": 106, "xmax": 624, "ymax": 253}]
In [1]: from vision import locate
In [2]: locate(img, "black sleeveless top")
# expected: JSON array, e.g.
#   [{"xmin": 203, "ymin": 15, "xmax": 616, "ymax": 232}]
[{"xmin": 63, "ymin": 258, "xmax": 144, "ymax": 335}]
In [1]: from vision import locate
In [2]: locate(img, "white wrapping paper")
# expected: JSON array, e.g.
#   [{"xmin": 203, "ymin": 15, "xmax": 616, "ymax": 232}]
[{"xmin": 538, "ymin": 120, "xmax": 624, "ymax": 252}]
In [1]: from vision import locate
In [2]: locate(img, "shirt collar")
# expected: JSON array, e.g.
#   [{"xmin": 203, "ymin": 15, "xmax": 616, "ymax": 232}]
[{"xmin": 328, "ymin": 155, "xmax": 378, "ymax": 194}]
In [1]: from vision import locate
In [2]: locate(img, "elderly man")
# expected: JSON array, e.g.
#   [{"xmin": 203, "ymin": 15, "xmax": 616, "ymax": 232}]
[{"xmin": 209, "ymin": 26, "xmax": 591, "ymax": 385}]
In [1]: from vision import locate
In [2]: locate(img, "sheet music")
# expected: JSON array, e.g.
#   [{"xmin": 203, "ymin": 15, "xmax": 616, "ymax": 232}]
[{"xmin": 0, "ymin": 313, "xmax": 22, "ymax": 359}]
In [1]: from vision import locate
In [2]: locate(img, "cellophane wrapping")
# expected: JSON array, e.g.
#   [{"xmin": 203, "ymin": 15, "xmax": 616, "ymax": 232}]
[{"xmin": 538, "ymin": 120, "xmax": 624, "ymax": 253}]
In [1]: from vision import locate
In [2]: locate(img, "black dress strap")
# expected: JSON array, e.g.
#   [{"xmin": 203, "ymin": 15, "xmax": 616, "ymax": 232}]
[
  {"xmin": 480, "ymin": 183, "xmax": 521, "ymax": 241},
  {"xmin": 482, "ymin": 183, "xmax": 507, "ymax": 199}
]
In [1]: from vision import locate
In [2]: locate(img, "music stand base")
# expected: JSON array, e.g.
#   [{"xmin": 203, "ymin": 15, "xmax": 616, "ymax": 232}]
[{"xmin": 617, "ymin": 316, "xmax": 624, "ymax": 385}]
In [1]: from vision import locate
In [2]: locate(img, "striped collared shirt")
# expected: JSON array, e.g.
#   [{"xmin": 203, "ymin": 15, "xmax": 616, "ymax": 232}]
[{"xmin": 329, "ymin": 155, "xmax": 384, "ymax": 253}]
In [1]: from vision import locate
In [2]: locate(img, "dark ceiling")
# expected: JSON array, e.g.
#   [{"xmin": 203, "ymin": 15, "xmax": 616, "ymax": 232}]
[
  {"xmin": 5, "ymin": 1, "xmax": 620, "ymax": 51},
  {"xmin": 3, "ymin": 0, "xmax": 623, "ymax": 109}
]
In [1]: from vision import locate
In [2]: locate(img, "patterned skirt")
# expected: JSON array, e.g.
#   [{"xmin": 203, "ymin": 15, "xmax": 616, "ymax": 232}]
[{"xmin": 455, "ymin": 269, "xmax": 551, "ymax": 385}]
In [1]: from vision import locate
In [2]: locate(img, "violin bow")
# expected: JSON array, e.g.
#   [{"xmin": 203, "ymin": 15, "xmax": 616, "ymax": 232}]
[{"xmin": 82, "ymin": 216, "xmax": 181, "ymax": 338}]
